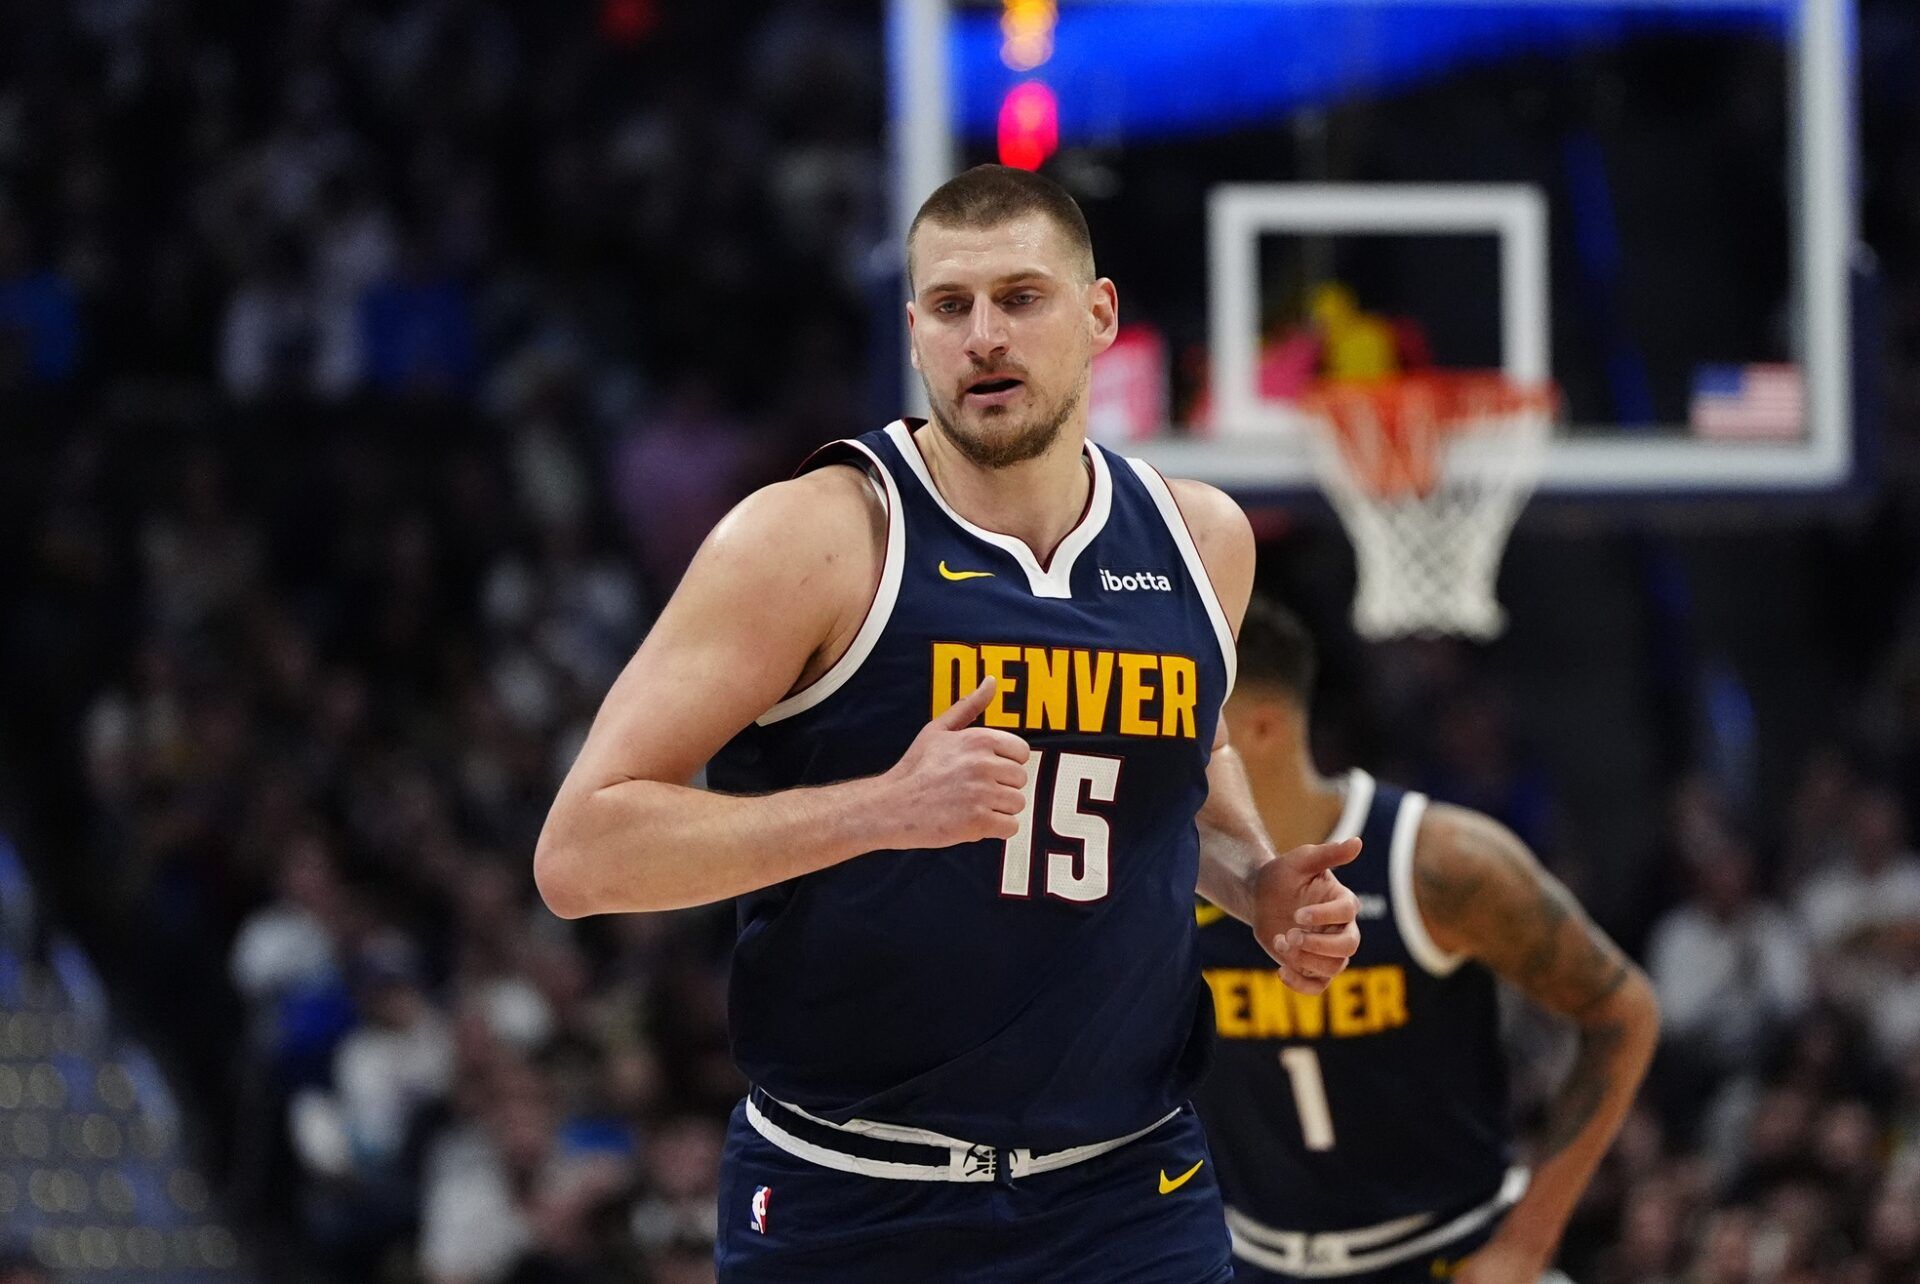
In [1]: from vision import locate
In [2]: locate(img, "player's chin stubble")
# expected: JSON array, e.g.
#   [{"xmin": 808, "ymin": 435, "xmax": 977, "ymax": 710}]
[{"xmin": 923, "ymin": 376, "xmax": 1084, "ymax": 471}]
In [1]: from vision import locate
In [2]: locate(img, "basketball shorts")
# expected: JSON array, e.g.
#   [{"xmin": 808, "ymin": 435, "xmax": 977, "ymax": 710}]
[{"xmin": 715, "ymin": 1095, "xmax": 1235, "ymax": 1283}]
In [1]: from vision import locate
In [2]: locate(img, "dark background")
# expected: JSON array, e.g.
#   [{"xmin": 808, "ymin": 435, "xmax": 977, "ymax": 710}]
[{"xmin": 1, "ymin": 2, "xmax": 1918, "ymax": 1281}]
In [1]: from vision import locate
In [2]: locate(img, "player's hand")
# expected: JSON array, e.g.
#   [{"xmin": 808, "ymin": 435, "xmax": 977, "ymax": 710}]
[
  {"xmin": 878, "ymin": 677, "xmax": 1033, "ymax": 849},
  {"xmin": 1252, "ymin": 837, "xmax": 1361, "ymax": 994},
  {"xmin": 1447, "ymin": 1237, "xmax": 1554, "ymax": 1284}
]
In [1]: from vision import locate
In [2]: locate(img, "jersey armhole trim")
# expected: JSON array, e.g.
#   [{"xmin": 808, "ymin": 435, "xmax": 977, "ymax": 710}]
[
  {"xmin": 1389, "ymin": 792, "xmax": 1469, "ymax": 977},
  {"xmin": 755, "ymin": 441, "xmax": 905, "ymax": 726},
  {"xmin": 1124, "ymin": 458, "xmax": 1238, "ymax": 698},
  {"xmin": 1327, "ymin": 769, "xmax": 1375, "ymax": 843}
]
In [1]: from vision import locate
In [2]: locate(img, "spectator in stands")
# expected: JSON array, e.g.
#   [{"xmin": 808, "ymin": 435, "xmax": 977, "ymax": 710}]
[
  {"xmin": 419, "ymin": 1054, "xmax": 630, "ymax": 1283},
  {"xmin": 1650, "ymin": 835, "xmax": 1812, "ymax": 1078},
  {"xmin": 628, "ymin": 1115, "xmax": 721, "ymax": 1258},
  {"xmin": 1797, "ymin": 785, "xmax": 1920, "ymax": 952},
  {"xmin": 219, "ymin": 236, "xmax": 322, "ymax": 402},
  {"xmin": 1863, "ymin": 1178, "xmax": 1920, "ymax": 1281},
  {"xmin": 229, "ymin": 831, "xmax": 345, "ymax": 1010},
  {"xmin": 323, "ymin": 935, "xmax": 454, "ymax": 1174}
]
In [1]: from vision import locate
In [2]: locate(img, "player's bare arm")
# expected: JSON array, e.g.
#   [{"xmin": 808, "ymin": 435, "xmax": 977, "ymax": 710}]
[
  {"xmin": 1174, "ymin": 477, "xmax": 1362, "ymax": 996},
  {"xmin": 1413, "ymin": 804, "xmax": 1660, "ymax": 1283},
  {"xmin": 534, "ymin": 464, "xmax": 1031, "ymax": 917}
]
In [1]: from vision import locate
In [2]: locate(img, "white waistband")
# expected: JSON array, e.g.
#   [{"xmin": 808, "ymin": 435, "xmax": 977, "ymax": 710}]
[
  {"xmin": 1227, "ymin": 1166, "xmax": 1531, "ymax": 1278},
  {"xmin": 746, "ymin": 1094, "xmax": 1181, "ymax": 1183}
]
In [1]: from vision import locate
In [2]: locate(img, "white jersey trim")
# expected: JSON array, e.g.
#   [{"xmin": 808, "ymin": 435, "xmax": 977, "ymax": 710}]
[
  {"xmin": 1328, "ymin": 769, "xmax": 1375, "ymax": 843},
  {"xmin": 745, "ymin": 1097, "xmax": 969, "ymax": 1182},
  {"xmin": 755, "ymin": 438, "xmax": 906, "ymax": 726},
  {"xmin": 1226, "ymin": 1166, "xmax": 1530, "ymax": 1277},
  {"xmin": 748, "ymin": 1093, "xmax": 1179, "ymax": 1184},
  {"xmin": 884, "ymin": 420, "xmax": 1113, "ymax": 599},
  {"xmin": 1125, "ymin": 458, "xmax": 1238, "ymax": 699},
  {"xmin": 1388, "ymin": 791, "xmax": 1468, "ymax": 977}
]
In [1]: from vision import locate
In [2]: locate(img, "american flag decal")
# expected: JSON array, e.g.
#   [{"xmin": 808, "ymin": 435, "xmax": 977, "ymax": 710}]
[{"xmin": 1689, "ymin": 363, "xmax": 1805, "ymax": 440}]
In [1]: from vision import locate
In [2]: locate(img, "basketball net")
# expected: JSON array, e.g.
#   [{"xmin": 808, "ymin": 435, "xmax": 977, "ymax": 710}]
[{"xmin": 1302, "ymin": 372, "xmax": 1553, "ymax": 641}]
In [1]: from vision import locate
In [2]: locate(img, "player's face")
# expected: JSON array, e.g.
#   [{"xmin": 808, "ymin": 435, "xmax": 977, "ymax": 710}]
[{"xmin": 907, "ymin": 214, "xmax": 1117, "ymax": 469}]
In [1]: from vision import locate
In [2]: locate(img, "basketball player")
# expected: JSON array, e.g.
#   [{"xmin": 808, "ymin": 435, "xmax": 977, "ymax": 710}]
[
  {"xmin": 535, "ymin": 165, "xmax": 1364, "ymax": 1282},
  {"xmin": 1194, "ymin": 601, "xmax": 1658, "ymax": 1283}
]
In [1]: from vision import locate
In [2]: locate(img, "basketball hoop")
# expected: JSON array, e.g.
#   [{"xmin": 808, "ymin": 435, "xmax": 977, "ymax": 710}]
[{"xmin": 1302, "ymin": 371, "xmax": 1554, "ymax": 641}]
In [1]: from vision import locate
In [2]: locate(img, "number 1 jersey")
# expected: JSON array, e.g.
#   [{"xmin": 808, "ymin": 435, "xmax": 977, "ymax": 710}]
[
  {"xmin": 1192, "ymin": 771, "xmax": 1514, "ymax": 1239},
  {"xmin": 707, "ymin": 419, "xmax": 1236, "ymax": 1151}
]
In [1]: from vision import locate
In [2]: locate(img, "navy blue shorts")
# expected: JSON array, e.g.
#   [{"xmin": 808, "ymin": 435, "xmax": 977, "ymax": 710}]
[{"xmin": 715, "ymin": 1100, "xmax": 1235, "ymax": 1283}]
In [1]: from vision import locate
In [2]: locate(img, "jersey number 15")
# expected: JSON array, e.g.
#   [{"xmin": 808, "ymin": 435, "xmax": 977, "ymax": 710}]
[{"xmin": 998, "ymin": 750, "xmax": 1120, "ymax": 902}]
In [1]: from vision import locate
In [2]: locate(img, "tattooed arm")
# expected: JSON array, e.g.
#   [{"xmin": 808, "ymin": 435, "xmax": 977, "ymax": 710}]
[{"xmin": 1413, "ymin": 804, "xmax": 1659, "ymax": 1284}]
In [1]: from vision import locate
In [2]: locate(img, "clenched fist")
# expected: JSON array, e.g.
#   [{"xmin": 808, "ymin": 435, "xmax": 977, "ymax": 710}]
[{"xmin": 876, "ymin": 677, "xmax": 1033, "ymax": 849}]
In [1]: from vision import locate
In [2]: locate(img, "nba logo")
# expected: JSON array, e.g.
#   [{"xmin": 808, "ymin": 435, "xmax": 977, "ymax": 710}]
[{"xmin": 750, "ymin": 1185, "xmax": 772, "ymax": 1234}]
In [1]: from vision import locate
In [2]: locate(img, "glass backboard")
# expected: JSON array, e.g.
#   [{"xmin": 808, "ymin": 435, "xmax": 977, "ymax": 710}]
[{"xmin": 888, "ymin": 0, "xmax": 1865, "ymax": 499}]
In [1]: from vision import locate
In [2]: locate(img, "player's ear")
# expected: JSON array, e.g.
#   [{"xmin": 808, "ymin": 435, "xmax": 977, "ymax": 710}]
[
  {"xmin": 1232, "ymin": 697, "xmax": 1289, "ymax": 754},
  {"xmin": 905, "ymin": 301, "xmax": 921, "ymax": 370},
  {"xmin": 1222, "ymin": 693, "xmax": 1264, "ymax": 750},
  {"xmin": 1088, "ymin": 278, "xmax": 1118, "ymax": 355}
]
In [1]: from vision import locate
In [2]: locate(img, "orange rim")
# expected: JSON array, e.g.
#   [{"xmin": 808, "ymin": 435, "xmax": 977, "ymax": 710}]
[{"xmin": 1304, "ymin": 373, "xmax": 1555, "ymax": 500}]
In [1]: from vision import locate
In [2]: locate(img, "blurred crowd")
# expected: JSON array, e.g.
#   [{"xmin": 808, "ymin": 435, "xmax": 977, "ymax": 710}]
[
  {"xmin": 2, "ymin": 1, "xmax": 1920, "ymax": 1283},
  {"xmin": 0, "ymin": 2, "xmax": 882, "ymax": 1280},
  {"xmin": 1575, "ymin": 765, "xmax": 1920, "ymax": 1284}
]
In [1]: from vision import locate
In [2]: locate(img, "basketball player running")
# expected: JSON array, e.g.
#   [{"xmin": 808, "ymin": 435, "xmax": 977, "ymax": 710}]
[
  {"xmin": 1194, "ymin": 601, "xmax": 1657, "ymax": 1284},
  {"xmin": 535, "ymin": 165, "xmax": 1363, "ymax": 1282}
]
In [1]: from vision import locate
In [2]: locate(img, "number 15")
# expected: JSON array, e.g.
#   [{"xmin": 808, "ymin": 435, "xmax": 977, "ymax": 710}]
[{"xmin": 998, "ymin": 750, "xmax": 1120, "ymax": 902}]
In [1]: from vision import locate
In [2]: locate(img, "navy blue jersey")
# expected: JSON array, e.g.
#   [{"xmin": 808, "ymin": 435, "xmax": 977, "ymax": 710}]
[
  {"xmin": 709, "ymin": 419, "xmax": 1237, "ymax": 1151},
  {"xmin": 1192, "ymin": 772, "xmax": 1513, "ymax": 1239}
]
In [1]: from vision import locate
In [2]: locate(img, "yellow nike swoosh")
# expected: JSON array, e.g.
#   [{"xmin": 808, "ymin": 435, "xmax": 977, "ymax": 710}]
[
  {"xmin": 1194, "ymin": 903, "xmax": 1227, "ymax": 928},
  {"xmin": 1159, "ymin": 1160, "xmax": 1204, "ymax": 1195},
  {"xmin": 938, "ymin": 561, "xmax": 995, "ymax": 581}
]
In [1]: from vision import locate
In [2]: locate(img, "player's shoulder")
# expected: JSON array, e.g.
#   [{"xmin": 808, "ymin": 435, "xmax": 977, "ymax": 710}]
[
  {"xmin": 693, "ymin": 458, "xmax": 885, "ymax": 603},
  {"xmin": 1160, "ymin": 477, "xmax": 1249, "ymax": 533},
  {"xmin": 1156, "ymin": 476, "xmax": 1254, "ymax": 617},
  {"xmin": 1413, "ymin": 794, "xmax": 1528, "ymax": 856},
  {"xmin": 1409, "ymin": 801, "xmax": 1544, "ymax": 927},
  {"xmin": 710, "ymin": 459, "xmax": 884, "ymax": 554},
  {"xmin": 1414, "ymin": 801, "xmax": 1533, "ymax": 872}
]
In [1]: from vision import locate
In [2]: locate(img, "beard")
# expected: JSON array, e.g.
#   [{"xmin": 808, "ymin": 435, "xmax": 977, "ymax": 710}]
[{"xmin": 922, "ymin": 370, "xmax": 1086, "ymax": 470}]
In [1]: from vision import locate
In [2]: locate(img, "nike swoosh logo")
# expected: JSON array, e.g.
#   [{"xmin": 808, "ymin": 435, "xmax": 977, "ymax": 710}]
[
  {"xmin": 938, "ymin": 561, "xmax": 995, "ymax": 581},
  {"xmin": 1194, "ymin": 903, "xmax": 1227, "ymax": 928},
  {"xmin": 1159, "ymin": 1160, "xmax": 1204, "ymax": 1195}
]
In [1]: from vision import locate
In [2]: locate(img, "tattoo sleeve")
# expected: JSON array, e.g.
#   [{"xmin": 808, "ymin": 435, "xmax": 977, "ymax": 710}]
[
  {"xmin": 1414, "ymin": 806, "xmax": 1641, "ymax": 1159},
  {"xmin": 1539, "ymin": 1021, "xmax": 1626, "ymax": 1154}
]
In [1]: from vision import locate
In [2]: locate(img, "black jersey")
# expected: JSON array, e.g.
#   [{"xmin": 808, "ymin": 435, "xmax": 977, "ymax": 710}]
[
  {"xmin": 1193, "ymin": 771, "xmax": 1520, "ymax": 1276},
  {"xmin": 709, "ymin": 420, "xmax": 1236, "ymax": 1150}
]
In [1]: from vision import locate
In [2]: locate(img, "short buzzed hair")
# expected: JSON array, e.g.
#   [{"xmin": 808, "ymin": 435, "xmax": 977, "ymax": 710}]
[
  {"xmin": 1237, "ymin": 596, "xmax": 1318, "ymax": 708},
  {"xmin": 907, "ymin": 164, "xmax": 1096, "ymax": 291}
]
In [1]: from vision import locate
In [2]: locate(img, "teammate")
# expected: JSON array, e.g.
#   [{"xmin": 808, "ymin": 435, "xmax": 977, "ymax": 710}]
[
  {"xmin": 535, "ymin": 165, "xmax": 1364, "ymax": 1282},
  {"xmin": 1194, "ymin": 601, "xmax": 1658, "ymax": 1283}
]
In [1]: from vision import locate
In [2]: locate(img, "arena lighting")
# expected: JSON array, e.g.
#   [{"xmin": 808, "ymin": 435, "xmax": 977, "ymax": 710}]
[
  {"xmin": 997, "ymin": 80, "xmax": 1059, "ymax": 170},
  {"xmin": 600, "ymin": 0, "xmax": 658, "ymax": 44},
  {"xmin": 959, "ymin": 0, "xmax": 1793, "ymax": 138},
  {"xmin": 998, "ymin": 0, "xmax": 1059, "ymax": 168},
  {"xmin": 1001, "ymin": 0, "xmax": 1057, "ymax": 71}
]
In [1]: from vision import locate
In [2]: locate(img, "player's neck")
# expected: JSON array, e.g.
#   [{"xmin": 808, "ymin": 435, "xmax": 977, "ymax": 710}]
[
  {"xmin": 915, "ymin": 422, "xmax": 1094, "ymax": 564},
  {"xmin": 1252, "ymin": 757, "xmax": 1350, "ymax": 854}
]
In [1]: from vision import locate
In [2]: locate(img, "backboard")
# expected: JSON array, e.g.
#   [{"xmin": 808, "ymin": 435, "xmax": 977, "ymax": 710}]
[{"xmin": 888, "ymin": 0, "xmax": 1866, "ymax": 501}]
